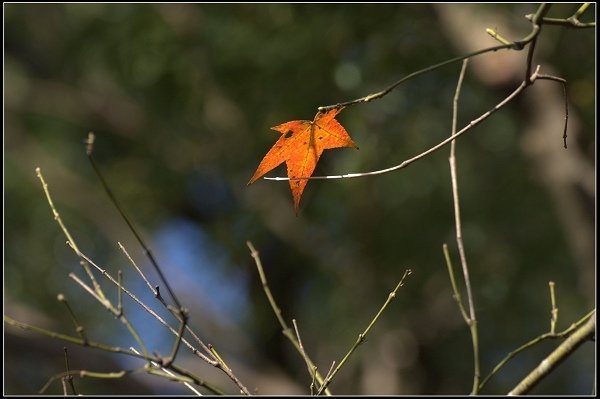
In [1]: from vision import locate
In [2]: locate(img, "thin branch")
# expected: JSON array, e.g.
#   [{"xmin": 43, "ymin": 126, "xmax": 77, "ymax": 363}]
[
  {"xmin": 68, "ymin": 272, "xmax": 149, "ymax": 358},
  {"xmin": 317, "ymin": 4, "xmax": 551, "ymax": 113},
  {"xmin": 292, "ymin": 318, "xmax": 319, "ymax": 392},
  {"xmin": 63, "ymin": 347, "xmax": 77, "ymax": 395},
  {"xmin": 35, "ymin": 167, "xmax": 82, "ymax": 256},
  {"xmin": 130, "ymin": 347, "xmax": 202, "ymax": 396},
  {"xmin": 316, "ymin": 269, "xmax": 412, "ymax": 395},
  {"xmin": 118, "ymin": 241, "xmax": 224, "ymax": 364},
  {"xmin": 267, "ymin": 67, "xmax": 541, "ymax": 183},
  {"xmin": 508, "ymin": 312, "xmax": 595, "ymax": 395},
  {"xmin": 40, "ymin": 369, "xmax": 130, "ymax": 394},
  {"xmin": 448, "ymin": 59, "xmax": 480, "ymax": 394},
  {"xmin": 57, "ymin": 293, "xmax": 88, "ymax": 344},
  {"xmin": 7, "ymin": 314, "xmax": 225, "ymax": 395},
  {"xmin": 246, "ymin": 241, "xmax": 332, "ymax": 396},
  {"xmin": 117, "ymin": 270, "xmax": 123, "ymax": 316},
  {"xmin": 536, "ymin": 74, "xmax": 569, "ymax": 148},
  {"xmin": 34, "ymin": 160, "xmax": 245, "ymax": 394},
  {"xmin": 5, "ymin": 315, "xmax": 148, "ymax": 360},
  {"xmin": 61, "ymin": 376, "xmax": 68, "ymax": 396},
  {"xmin": 526, "ymin": 3, "xmax": 596, "ymax": 29},
  {"xmin": 549, "ymin": 281, "xmax": 558, "ymax": 334},
  {"xmin": 450, "ymin": 59, "xmax": 474, "ymax": 320},
  {"xmin": 36, "ymin": 168, "xmax": 106, "ymax": 301},
  {"xmin": 84, "ymin": 133, "xmax": 182, "ymax": 310},
  {"xmin": 532, "ymin": 16, "xmax": 596, "ymax": 28},
  {"xmin": 479, "ymin": 309, "xmax": 595, "ymax": 391},
  {"xmin": 38, "ymin": 166, "xmax": 155, "ymax": 362},
  {"xmin": 317, "ymin": 43, "xmax": 511, "ymax": 112},
  {"xmin": 118, "ymin": 241, "xmax": 159, "ymax": 299},
  {"xmin": 524, "ymin": 4, "xmax": 551, "ymax": 84},
  {"xmin": 74, "ymin": 246, "xmax": 217, "ymax": 365},
  {"xmin": 85, "ymin": 132, "xmax": 188, "ymax": 367},
  {"xmin": 442, "ymin": 244, "xmax": 469, "ymax": 322},
  {"xmin": 85, "ymin": 139, "xmax": 249, "ymax": 393}
]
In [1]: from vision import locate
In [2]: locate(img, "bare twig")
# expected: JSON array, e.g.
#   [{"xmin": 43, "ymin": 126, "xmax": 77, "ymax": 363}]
[
  {"xmin": 292, "ymin": 318, "xmax": 319, "ymax": 391},
  {"xmin": 479, "ymin": 309, "xmax": 595, "ymax": 391},
  {"xmin": 536, "ymin": 74, "xmax": 569, "ymax": 148},
  {"xmin": 524, "ymin": 4, "xmax": 550, "ymax": 83},
  {"xmin": 5, "ymin": 315, "xmax": 147, "ymax": 359},
  {"xmin": 442, "ymin": 244, "xmax": 469, "ymax": 321},
  {"xmin": 118, "ymin": 242, "xmax": 158, "ymax": 298},
  {"xmin": 40, "ymin": 369, "xmax": 129, "ymax": 394},
  {"xmin": 36, "ymin": 167, "xmax": 249, "ymax": 393},
  {"xmin": 246, "ymin": 241, "xmax": 332, "ymax": 396},
  {"xmin": 63, "ymin": 347, "xmax": 77, "ymax": 395},
  {"xmin": 85, "ymin": 132, "xmax": 188, "ymax": 366},
  {"xmin": 508, "ymin": 312, "xmax": 596, "ymax": 395},
  {"xmin": 549, "ymin": 281, "xmax": 558, "ymax": 334},
  {"xmin": 265, "ymin": 67, "xmax": 542, "ymax": 183},
  {"xmin": 316, "ymin": 4, "xmax": 551, "ymax": 113},
  {"xmin": 526, "ymin": 3, "xmax": 596, "ymax": 28},
  {"xmin": 68, "ymin": 272, "xmax": 149, "ymax": 357},
  {"xmin": 447, "ymin": 59, "xmax": 481, "ymax": 394},
  {"xmin": 74, "ymin": 245, "xmax": 218, "ymax": 365},
  {"xmin": 317, "ymin": 43, "xmax": 510, "ymax": 113},
  {"xmin": 6, "ymin": 314, "xmax": 225, "ymax": 395},
  {"xmin": 130, "ymin": 347, "xmax": 202, "ymax": 396},
  {"xmin": 57, "ymin": 293, "xmax": 88, "ymax": 344},
  {"xmin": 316, "ymin": 269, "xmax": 412, "ymax": 395},
  {"xmin": 83, "ymin": 137, "xmax": 250, "ymax": 393}
]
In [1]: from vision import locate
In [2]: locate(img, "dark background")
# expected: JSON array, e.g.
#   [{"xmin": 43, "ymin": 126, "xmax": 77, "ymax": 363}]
[{"xmin": 4, "ymin": 4, "xmax": 595, "ymax": 395}]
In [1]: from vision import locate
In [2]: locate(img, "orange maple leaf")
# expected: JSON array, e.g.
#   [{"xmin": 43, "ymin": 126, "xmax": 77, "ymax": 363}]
[{"xmin": 248, "ymin": 107, "xmax": 358, "ymax": 213}]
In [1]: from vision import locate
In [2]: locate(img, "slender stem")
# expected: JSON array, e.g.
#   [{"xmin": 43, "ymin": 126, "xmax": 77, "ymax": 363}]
[
  {"xmin": 442, "ymin": 244, "xmax": 469, "ymax": 322},
  {"xmin": 524, "ymin": 4, "xmax": 550, "ymax": 83},
  {"xmin": 318, "ymin": 44, "xmax": 512, "ymax": 113},
  {"xmin": 4, "ymin": 315, "xmax": 149, "ymax": 359},
  {"xmin": 535, "ymin": 16, "xmax": 596, "ymax": 28},
  {"xmin": 573, "ymin": 3, "xmax": 591, "ymax": 19},
  {"xmin": 317, "ymin": 4, "xmax": 551, "ymax": 113},
  {"xmin": 130, "ymin": 347, "xmax": 203, "ymax": 396},
  {"xmin": 265, "ymin": 67, "xmax": 542, "ymax": 183},
  {"xmin": 35, "ymin": 167, "xmax": 81, "ymax": 256},
  {"xmin": 448, "ymin": 59, "xmax": 480, "ymax": 394},
  {"xmin": 316, "ymin": 269, "xmax": 412, "ymax": 395},
  {"xmin": 118, "ymin": 241, "xmax": 229, "ymax": 373},
  {"xmin": 479, "ymin": 309, "xmax": 595, "ymax": 391},
  {"xmin": 117, "ymin": 270, "xmax": 123, "ymax": 316},
  {"xmin": 63, "ymin": 347, "xmax": 77, "ymax": 395},
  {"xmin": 85, "ymin": 133, "xmax": 189, "ymax": 367},
  {"xmin": 536, "ymin": 74, "xmax": 569, "ymax": 148},
  {"xmin": 118, "ymin": 242, "xmax": 159, "ymax": 298},
  {"xmin": 292, "ymin": 319, "xmax": 318, "ymax": 389},
  {"xmin": 77, "ymin": 247, "xmax": 218, "ymax": 365},
  {"xmin": 549, "ymin": 281, "xmax": 558, "ymax": 334},
  {"xmin": 68, "ymin": 272, "xmax": 150, "ymax": 358},
  {"xmin": 526, "ymin": 3, "xmax": 596, "ymax": 29},
  {"xmin": 246, "ymin": 241, "xmax": 332, "ymax": 396},
  {"xmin": 57, "ymin": 293, "xmax": 88, "ymax": 343},
  {"xmin": 84, "ymin": 133, "xmax": 182, "ymax": 310},
  {"xmin": 508, "ymin": 312, "xmax": 595, "ymax": 395}
]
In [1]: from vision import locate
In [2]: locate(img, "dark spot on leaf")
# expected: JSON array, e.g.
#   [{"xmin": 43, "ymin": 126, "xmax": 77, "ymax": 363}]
[
  {"xmin": 318, "ymin": 136, "xmax": 323, "ymax": 140},
  {"xmin": 284, "ymin": 130, "xmax": 293, "ymax": 138}
]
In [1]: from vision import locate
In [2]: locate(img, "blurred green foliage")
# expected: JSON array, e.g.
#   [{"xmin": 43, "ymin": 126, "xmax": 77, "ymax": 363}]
[{"xmin": 4, "ymin": 3, "xmax": 594, "ymax": 395}]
